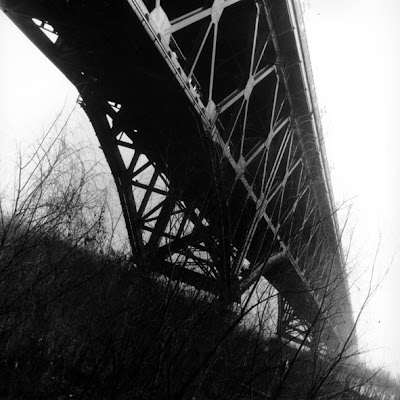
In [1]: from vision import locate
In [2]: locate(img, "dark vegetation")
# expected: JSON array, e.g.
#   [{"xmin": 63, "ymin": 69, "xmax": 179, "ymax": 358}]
[
  {"xmin": 2, "ymin": 229, "xmax": 398, "ymax": 400},
  {"xmin": 0, "ymin": 133, "xmax": 398, "ymax": 399}
]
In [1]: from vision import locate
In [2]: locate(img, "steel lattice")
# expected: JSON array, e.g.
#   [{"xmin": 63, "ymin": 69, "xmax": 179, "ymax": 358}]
[{"xmin": 0, "ymin": 0, "xmax": 354, "ymax": 353}]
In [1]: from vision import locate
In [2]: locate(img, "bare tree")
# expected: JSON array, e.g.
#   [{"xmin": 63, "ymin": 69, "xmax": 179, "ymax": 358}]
[{"xmin": 0, "ymin": 119, "xmax": 396, "ymax": 400}]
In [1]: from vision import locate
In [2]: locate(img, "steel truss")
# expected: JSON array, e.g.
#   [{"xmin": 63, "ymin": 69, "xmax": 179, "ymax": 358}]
[{"xmin": 1, "ymin": 0, "xmax": 354, "ymax": 353}]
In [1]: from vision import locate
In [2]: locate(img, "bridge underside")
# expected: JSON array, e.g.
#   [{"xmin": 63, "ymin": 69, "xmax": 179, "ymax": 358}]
[{"xmin": 1, "ymin": 0, "xmax": 354, "ymax": 353}]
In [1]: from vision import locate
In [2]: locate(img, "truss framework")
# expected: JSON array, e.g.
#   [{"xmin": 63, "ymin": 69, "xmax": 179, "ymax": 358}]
[{"xmin": 0, "ymin": 0, "xmax": 354, "ymax": 352}]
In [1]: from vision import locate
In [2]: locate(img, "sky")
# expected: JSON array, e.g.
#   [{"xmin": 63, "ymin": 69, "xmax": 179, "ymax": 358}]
[
  {"xmin": 1, "ymin": 1, "xmax": 400, "ymax": 375},
  {"xmin": 303, "ymin": 0, "xmax": 400, "ymax": 373}
]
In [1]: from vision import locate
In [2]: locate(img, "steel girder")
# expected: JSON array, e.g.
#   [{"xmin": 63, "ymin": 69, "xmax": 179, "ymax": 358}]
[{"xmin": 0, "ymin": 0, "xmax": 354, "ymax": 352}]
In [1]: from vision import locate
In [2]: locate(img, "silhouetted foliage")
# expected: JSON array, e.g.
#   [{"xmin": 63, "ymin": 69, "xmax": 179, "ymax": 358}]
[{"xmin": 0, "ymin": 134, "xmax": 398, "ymax": 399}]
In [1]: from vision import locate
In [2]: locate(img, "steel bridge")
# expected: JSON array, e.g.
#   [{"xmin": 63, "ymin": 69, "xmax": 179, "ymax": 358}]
[{"xmin": 1, "ymin": 0, "xmax": 354, "ymax": 353}]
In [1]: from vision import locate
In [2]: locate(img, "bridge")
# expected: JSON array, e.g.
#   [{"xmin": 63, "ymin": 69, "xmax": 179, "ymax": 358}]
[{"xmin": 1, "ymin": 0, "xmax": 354, "ymax": 354}]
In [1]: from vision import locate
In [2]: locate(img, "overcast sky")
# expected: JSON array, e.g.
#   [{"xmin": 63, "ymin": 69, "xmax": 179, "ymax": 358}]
[
  {"xmin": 303, "ymin": 0, "xmax": 400, "ymax": 373},
  {"xmin": 1, "ymin": 0, "xmax": 400, "ymax": 375}
]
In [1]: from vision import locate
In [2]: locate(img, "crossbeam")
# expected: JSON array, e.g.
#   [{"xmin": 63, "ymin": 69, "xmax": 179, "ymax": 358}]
[{"xmin": 0, "ymin": 0, "xmax": 355, "ymax": 354}]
